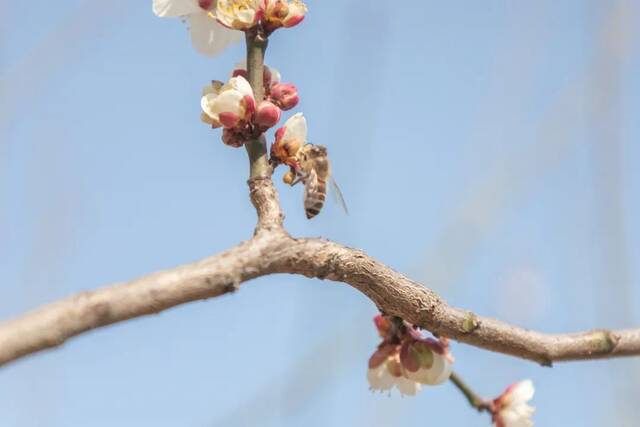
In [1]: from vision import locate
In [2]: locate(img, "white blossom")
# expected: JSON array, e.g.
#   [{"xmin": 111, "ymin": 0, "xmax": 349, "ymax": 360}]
[
  {"xmin": 215, "ymin": 0, "xmax": 262, "ymax": 30},
  {"xmin": 153, "ymin": 0, "xmax": 241, "ymax": 56},
  {"xmin": 201, "ymin": 76, "xmax": 255, "ymax": 128},
  {"xmin": 493, "ymin": 380, "xmax": 535, "ymax": 427}
]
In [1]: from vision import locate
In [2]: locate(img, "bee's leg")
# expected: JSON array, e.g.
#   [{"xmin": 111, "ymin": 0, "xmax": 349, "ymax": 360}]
[
  {"xmin": 288, "ymin": 168, "xmax": 309, "ymax": 186},
  {"xmin": 290, "ymin": 173, "xmax": 308, "ymax": 186}
]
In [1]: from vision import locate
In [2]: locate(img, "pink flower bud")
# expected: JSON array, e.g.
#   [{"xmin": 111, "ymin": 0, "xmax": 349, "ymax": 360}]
[
  {"xmin": 222, "ymin": 128, "xmax": 246, "ymax": 148},
  {"xmin": 373, "ymin": 314, "xmax": 392, "ymax": 338},
  {"xmin": 274, "ymin": 126, "xmax": 286, "ymax": 144},
  {"xmin": 243, "ymin": 95, "xmax": 256, "ymax": 119},
  {"xmin": 282, "ymin": 12, "xmax": 304, "ymax": 28},
  {"xmin": 254, "ymin": 101, "xmax": 281, "ymax": 129},
  {"xmin": 270, "ymin": 83, "xmax": 299, "ymax": 110},
  {"xmin": 232, "ymin": 69, "xmax": 249, "ymax": 80},
  {"xmin": 198, "ymin": 0, "xmax": 213, "ymax": 10},
  {"xmin": 218, "ymin": 112, "xmax": 241, "ymax": 128}
]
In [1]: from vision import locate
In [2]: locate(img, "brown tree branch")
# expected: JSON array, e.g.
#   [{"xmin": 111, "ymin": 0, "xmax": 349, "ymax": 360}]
[
  {"xmin": 1, "ymin": 17, "xmax": 639, "ymax": 372},
  {"xmin": 1, "ymin": 178, "xmax": 639, "ymax": 368}
]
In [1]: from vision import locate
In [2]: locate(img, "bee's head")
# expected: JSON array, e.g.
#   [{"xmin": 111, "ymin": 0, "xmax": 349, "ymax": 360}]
[{"xmin": 308, "ymin": 144, "xmax": 328, "ymax": 157}]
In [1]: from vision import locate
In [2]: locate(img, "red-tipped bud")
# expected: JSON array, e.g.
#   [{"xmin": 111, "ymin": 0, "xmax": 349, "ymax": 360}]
[
  {"xmin": 198, "ymin": 0, "xmax": 213, "ymax": 10},
  {"xmin": 283, "ymin": 13, "xmax": 304, "ymax": 28},
  {"xmin": 243, "ymin": 95, "xmax": 256, "ymax": 119},
  {"xmin": 270, "ymin": 83, "xmax": 299, "ymax": 111},
  {"xmin": 274, "ymin": 126, "xmax": 286, "ymax": 144},
  {"xmin": 218, "ymin": 112, "xmax": 241, "ymax": 128},
  {"xmin": 232, "ymin": 69, "xmax": 249, "ymax": 79},
  {"xmin": 373, "ymin": 314, "xmax": 392, "ymax": 339},
  {"xmin": 254, "ymin": 101, "xmax": 281, "ymax": 129}
]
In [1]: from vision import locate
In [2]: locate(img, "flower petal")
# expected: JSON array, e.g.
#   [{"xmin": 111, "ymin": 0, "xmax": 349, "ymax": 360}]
[
  {"xmin": 153, "ymin": 0, "xmax": 200, "ymax": 17},
  {"xmin": 210, "ymin": 90, "xmax": 245, "ymax": 116},
  {"xmin": 405, "ymin": 352, "xmax": 451, "ymax": 385},
  {"xmin": 282, "ymin": 112, "xmax": 307, "ymax": 143},
  {"xmin": 510, "ymin": 380, "xmax": 535, "ymax": 403},
  {"xmin": 231, "ymin": 75, "xmax": 255, "ymax": 98},
  {"xmin": 269, "ymin": 67, "xmax": 281, "ymax": 85},
  {"xmin": 367, "ymin": 364, "xmax": 394, "ymax": 391},
  {"xmin": 500, "ymin": 406, "xmax": 535, "ymax": 427},
  {"xmin": 201, "ymin": 93, "xmax": 219, "ymax": 118},
  {"xmin": 187, "ymin": 13, "xmax": 242, "ymax": 56},
  {"xmin": 395, "ymin": 377, "xmax": 421, "ymax": 396}
]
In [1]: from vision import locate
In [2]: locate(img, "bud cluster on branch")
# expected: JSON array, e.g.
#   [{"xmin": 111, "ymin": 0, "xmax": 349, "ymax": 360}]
[{"xmin": 200, "ymin": 64, "xmax": 300, "ymax": 147}]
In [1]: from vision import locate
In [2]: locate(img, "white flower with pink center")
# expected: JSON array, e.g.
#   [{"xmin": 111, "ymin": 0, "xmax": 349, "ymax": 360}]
[
  {"xmin": 201, "ymin": 76, "xmax": 256, "ymax": 129},
  {"xmin": 366, "ymin": 316, "xmax": 454, "ymax": 396},
  {"xmin": 492, "ymin": 380, "xmax": 535, "ymax": 427},
  {"xmin": 153, "ymin": 0, "xmax": 242, "ymax": 56},
  {"xmin": 215, "ymin": 0, "xmax": 263, "ymax": 30}
]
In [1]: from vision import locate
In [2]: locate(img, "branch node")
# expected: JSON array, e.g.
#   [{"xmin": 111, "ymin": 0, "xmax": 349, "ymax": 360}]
[
  {"xmin": 462, "ymin": 312, "xmax": 480, "ymax": 333},
  {"xmin": 592, "ymin": 330, "xmax": 619, "ymax": 353},
  {"xmin": 540, "ymin": 358, "xmax": 553, "ymax": 368},
  {"xmin": 226, "ymin": 279, "xmax": 241, "ymax": 293},
  {"xmin": 317, "ymin": 251, "xmax": 342, "ymax": 280}
]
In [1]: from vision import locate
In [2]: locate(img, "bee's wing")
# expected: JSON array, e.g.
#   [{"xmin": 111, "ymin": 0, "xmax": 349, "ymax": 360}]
[{"xmin": 330, "ymin": 177, "xmax": 349, "ymax": 215}]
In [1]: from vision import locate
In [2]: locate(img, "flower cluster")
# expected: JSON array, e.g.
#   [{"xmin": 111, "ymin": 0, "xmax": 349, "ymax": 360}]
[
  {"xmin": 491, "ymin": 380, "xmax": 535, "ymax": 427},
  {"xmin": 200, "ymin": 64, "xmax": 300, "ymax": 147},
  {"xmin": 231, "ymin": 62, "xmax": 300, "ymax": 111},
  {"xmin": 367, "ymin": 315, "xmax": 454, "ymax": 396},
  {"xmin": 153, "ymin": 0, "xmax": 307, "ymax": 56}
]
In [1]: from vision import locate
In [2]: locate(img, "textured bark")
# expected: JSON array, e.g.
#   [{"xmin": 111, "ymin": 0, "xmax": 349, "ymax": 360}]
[{"xmin": 1, "ymin": 179, "xmax": 639, "ymax": 368}]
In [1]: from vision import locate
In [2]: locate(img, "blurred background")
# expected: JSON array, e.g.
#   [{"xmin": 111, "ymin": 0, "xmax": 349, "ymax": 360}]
[{"xmin": 1, "ymin": 0, "xmax": 639, "ymax": 425}]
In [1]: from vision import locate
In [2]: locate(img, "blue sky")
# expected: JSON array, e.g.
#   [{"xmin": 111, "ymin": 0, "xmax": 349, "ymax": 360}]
[{"xmin": 1, "ymin": 1, "xmax": 639, "ymax": 426}]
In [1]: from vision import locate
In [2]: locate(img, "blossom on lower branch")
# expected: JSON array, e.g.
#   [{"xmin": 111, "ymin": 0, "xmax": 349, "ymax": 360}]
[
  {"xmin": 492, "ymin": 380, "xmax": 535, "ymax": 427},
  {"xmin": 367, "ymin": 315, "xmax": 454, "ymax": 396}
]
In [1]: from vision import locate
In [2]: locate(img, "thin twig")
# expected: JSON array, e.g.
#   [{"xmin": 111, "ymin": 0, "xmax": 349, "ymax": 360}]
[
  {"xmin": 244, "ymin": 29, "xmax": 270, "ymax": 180},
  {"xmin": 449, "ymin": 371, "xmax": 493, "ymax": 413}
]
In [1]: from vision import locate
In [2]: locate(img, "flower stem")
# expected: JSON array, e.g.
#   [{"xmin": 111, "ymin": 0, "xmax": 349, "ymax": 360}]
[
  {"xmin": 245, "ymin": 30, "xmax": 270, "ymax": 179},
  {"xmin": 449, "ymin": 371, "xmax": 493, "ymax": 413}
]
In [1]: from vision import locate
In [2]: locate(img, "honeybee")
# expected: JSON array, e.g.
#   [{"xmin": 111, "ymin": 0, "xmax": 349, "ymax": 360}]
[{"xmin": 275, "ymin": 143, "xmax": 348, "ymax": 219}]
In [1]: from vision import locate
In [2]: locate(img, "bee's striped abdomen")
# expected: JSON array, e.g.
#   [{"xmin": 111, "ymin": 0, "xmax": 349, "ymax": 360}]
[{"xmin": 304, "ymin": 174, "xmax": 327, "ymax": 219}]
